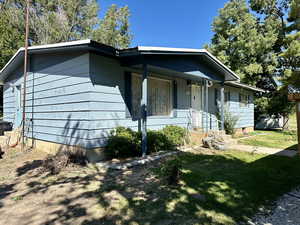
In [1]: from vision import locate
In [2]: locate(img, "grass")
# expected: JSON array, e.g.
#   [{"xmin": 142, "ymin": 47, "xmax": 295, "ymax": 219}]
[
  {"xmin": 238, "ymin": 130, "xmax": 298, "ymax": 150},
  {"xmin": 149, "ymin": 151, "xmax": 300, "ymax": 224},
  {"xmin": 2, "ymin": 148, "xmax": 300, "ymax": 225}
]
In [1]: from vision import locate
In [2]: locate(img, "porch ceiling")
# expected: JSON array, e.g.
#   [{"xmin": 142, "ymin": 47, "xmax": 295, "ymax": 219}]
[
  {"xmin": 119, "ymin": 47, "xmax": 240, "ymax": 82},
  {"xmin": 127, "ymin": 64, "xmax": 222, "ymax": 83}
]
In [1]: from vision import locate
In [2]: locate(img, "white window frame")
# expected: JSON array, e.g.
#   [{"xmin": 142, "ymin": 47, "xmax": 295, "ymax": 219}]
[{"xmin": 131, "ymin": 73, "xmax": 173, "ymax": 118}]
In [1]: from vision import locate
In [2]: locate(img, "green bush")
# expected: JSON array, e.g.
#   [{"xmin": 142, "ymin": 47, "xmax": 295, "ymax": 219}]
[
  {"xmin": 105, "ymin": 127, "xmax": 140, "ymax": 158},
  {"xmin": 105, "ymin": 125, "xmax": 187, "ymax": 158},
  {"xmin": 224, "ymin": 109, "xmax": 239, "ymax": 135},
  {"xmin": 162, "ymin": 125, "xmax": 187, "ymax": 146},
  {"xmin": 147, "ymin": 130, "xmax": 175, "ymax": 153}
]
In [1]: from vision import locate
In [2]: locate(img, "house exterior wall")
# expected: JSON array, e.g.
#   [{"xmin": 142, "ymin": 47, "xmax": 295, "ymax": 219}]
[
  {"xmin": 3, "ymin": 51, "xmax": 255, "ymax": 150},
  {"xmin": 89, "ymin": 53, "xmax": 192, "ymax": 148},
  {"xmin": 226, "ymin": 86, "xmax": 254, "ymax": 129},
  {"xmin": 3, "ymin": 65, "xmax": 24, "ymax": 125},
  {"xmin": 3, "ymin": 51, "xmax": 94, "ymax": 148}
]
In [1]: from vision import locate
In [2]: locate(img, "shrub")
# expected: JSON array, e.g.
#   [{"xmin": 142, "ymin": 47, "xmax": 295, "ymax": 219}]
[
  {"xmin": 217, "ymin": 106, "xmax": 239, "ymax": 135},
  {"xmin": 147, "ymin": 130, "xmax": 175, "ymax": 153},
  {"xmin": 105, "ymin": 127, "xmax": 140, "ymax": 158},
  {"xmin": 162, "ymin": 125, "xmax": 188, "ymax": 146},
  {"xmin": 224, "ymin": 109, "xmax": 239, "ymax": 135},
  {"xmin": 105, "ymin": 125, "xmax": 187, "ymax": 159}
]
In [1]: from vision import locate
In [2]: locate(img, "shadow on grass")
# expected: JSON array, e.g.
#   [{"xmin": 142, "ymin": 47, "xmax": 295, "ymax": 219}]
[{"xmin": 1, "ymin": 151, "xmax": 300, "ymax": 224}]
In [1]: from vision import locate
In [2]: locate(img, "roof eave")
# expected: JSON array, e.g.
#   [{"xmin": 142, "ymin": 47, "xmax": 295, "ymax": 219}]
[
  {"xmin": 127, "ymin": 47, "xmax": 240, "ymax": 82},
  {"xmin": 225, "ymin": 81, "xmax": 265, "ymax": 92}
]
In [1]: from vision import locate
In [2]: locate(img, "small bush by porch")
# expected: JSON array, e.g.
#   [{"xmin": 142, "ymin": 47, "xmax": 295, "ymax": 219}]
[{"xmin": 105, "ymin": 125, "xmax": 188, "ymax": 158}]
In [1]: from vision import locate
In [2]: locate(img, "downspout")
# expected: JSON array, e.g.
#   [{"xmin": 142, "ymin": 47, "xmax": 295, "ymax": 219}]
[{"xmin": 22, "ymin": 0, "xmax": 30, "ymax": 150}]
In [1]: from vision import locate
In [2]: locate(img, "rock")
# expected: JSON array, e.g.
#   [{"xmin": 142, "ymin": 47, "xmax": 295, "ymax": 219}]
[
  {"xmin": 202, "ymin": 132, "xmax": 228, "ymax": 151},
  {"xmin": 202, "ymin": 137, "xmax": 213, "ymax": 149}
]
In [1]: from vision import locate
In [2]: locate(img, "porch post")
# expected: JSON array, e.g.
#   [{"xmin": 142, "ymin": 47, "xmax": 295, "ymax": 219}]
[
  {"xmin": 220, "ymin": 83, "xmax": 225, "ymax": 131},
  {"xmin": 141, "ymin": 62, "xmax": 148, "ymax": 157},
  {"xmin": 205, "ymin": 80, "xmax": 209, "ymax": 132}
]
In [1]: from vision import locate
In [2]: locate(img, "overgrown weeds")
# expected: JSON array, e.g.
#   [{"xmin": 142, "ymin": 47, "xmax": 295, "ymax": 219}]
[{"xmin": 40, "ymin": 149, "xmax": 87, "ymax": 175}]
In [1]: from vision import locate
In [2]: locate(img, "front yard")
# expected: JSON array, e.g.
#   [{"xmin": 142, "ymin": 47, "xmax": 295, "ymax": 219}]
[
  {"xmin": 1, "ymin": 147, "xmax": 300, "ymax": 225},
  {"xmin": 238, "ymin": 130, "xmax": 298, "ymax": 150}
]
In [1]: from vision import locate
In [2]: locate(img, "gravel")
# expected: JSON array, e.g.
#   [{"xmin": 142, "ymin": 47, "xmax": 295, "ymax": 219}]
[{"xmin": 248, "ymin": 187, "xmax": 300, "ymax": 225}]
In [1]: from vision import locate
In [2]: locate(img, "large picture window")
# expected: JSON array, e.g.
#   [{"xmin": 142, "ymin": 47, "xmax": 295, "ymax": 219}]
[{"xmin": 131, "ymin": 73, "xmax": 172, "ymax": 118}]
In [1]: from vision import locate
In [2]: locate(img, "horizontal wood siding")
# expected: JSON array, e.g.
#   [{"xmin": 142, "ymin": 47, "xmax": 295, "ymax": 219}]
[
  {"xmin": 3, "ymin": 65, "xmax": 24, "ymax": 122},
  {"xmin": 89, "ymin": 53, "xmax": 191, "ymax": 147},
  {"xmin": 226, "ymin": 86, "xmax": 254, "ymax": 128},
  {"xmin": 26, "ymin": 52, "xmax": 92, "ymax": 148},
  {"xmin": 3, "ymin": 51, "xmax": 254, "ymax": 149}
]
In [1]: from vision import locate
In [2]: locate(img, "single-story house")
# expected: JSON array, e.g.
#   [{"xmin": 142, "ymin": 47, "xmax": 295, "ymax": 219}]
[{"xmin": 0, "ymin": 39, "xmax": 262, "ymax": 158}]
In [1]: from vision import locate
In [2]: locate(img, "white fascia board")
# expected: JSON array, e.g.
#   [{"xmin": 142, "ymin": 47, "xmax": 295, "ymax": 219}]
[
  {"xmin": 226, "ymin": 81, "xmax": 265, "ymax": 92},
  {"xmin": 137, "ymin": 46, "xmax": 206, "ymax": 53}
]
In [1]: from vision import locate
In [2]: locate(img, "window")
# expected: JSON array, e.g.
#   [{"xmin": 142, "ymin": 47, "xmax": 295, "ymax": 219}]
[
  {"xmin": 239, "ymin": 93, "xmax": 249, "ymax": 107},
  {"xmin": 225, "ymin": 91, "xmax": 230, "ymax": 105},
  {"xmin": 131, "ymin": 73, "xmax": 172, "ymax": 118},
  {"xmin": 215, "ymin": 88, "xmax": 230, "ymax": 106}
]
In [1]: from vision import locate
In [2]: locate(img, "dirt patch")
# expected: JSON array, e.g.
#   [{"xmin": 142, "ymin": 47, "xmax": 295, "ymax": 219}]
[{"xmin": 0, "ymin": 147, "xmax": 164, "ymax": 225}]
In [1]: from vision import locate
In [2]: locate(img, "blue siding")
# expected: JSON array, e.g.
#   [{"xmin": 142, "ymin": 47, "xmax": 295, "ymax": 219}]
[
  {"xmin": 3, "ymin": 65, "xmax": 24, "ymax": 123},
  {"xmin": 226, "ymin": 86, "xmax": 254, "ymax": 128},
  {"xmin": 25, "ymin": 52, "xmax": 92, "ymax": 148},
  {"xmin": 89, "ymin": 53, "xmax": 191, "ymax": 147},
  {"xmin": 3, "ymin": 51, "xmax": 254, "ymax": 149}
]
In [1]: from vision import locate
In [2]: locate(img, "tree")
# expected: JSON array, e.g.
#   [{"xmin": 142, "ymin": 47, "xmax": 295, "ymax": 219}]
[
  {"xmin": 0, "ymin": 1, "xmax": 24, "ymax": 69},
  {"xmin": 93, "ymin": 4, "xmax": 132, "ymax": 49},
  {"xmin": 206, "ymin": 0, "xmax": 298, "ymax": 130},
  {"xmin": 281, "ymin": 0, "xmax": 300, "ymax": 85},
  {"xmin": 207, "ymin": 0, "xmax": 280, "ymax": 88},
  {"xmin": 0, "ymin": 0, "xmax": 132, "ymax": 69}
]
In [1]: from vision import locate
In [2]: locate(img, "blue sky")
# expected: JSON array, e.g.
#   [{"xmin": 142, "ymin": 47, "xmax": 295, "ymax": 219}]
[{"xmin": 97, "ymin": 0, "xmax": 229, "ymax": 49}]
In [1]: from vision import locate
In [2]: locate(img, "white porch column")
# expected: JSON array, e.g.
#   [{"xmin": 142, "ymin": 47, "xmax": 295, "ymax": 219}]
[
  {"xmin": 220, "ymin": 83, "xmax": 225, "ymax": 131},
  {"xmin": 141, "ymin": 62, "xmax": 148, "ymax": 157}
]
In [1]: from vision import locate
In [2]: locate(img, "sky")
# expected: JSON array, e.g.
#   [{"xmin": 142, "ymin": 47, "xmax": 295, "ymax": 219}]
[{"xmin": 97, "ymin": 0, "xmax": 229, "ymax": 49}]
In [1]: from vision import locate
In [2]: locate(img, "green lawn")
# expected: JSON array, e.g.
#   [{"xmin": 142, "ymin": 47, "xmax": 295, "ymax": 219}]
[
  {"xmin": 2, "ymin": 149, "xmax": 300, "ymax": 225},
  {"xmin": 146, "ymin": 151, "xmax": 300, "ymax": 224},
  {"xmin": 238, "ymin": 130, "xmax": 298, "ymax": 150}
]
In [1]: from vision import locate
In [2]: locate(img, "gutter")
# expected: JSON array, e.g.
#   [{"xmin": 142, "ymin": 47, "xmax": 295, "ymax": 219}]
[{"xmin": 225, "ymin": 81, "xmax": 265, "ymax": 92}]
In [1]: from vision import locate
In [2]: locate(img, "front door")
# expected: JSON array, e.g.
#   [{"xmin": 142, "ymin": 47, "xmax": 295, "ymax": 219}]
[
  {"xmin": 14, "ymin": 85, "xmax": 22, "ymax": 129},
  {"xmin": 191, "ymin": 85, "xmax": 202, "ymax": 128}
]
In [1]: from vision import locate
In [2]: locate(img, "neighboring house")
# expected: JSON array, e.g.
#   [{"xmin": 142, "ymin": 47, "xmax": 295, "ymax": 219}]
[
  {"xmin": 0, "ymin": 40, "xmax": 262, "ymax": 159},
  {"xmin": 255, "ymin": 76, "xmax": 284, "ymax": 130}
]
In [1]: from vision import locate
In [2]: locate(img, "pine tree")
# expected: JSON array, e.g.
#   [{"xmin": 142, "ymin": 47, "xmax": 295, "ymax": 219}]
[
  {"xmin": 281, "ymin": 0, "xmax": 300, "ymax": 85},
  {"xmin": 207, "ymin": 0, "xmax": 280, "ymax": 88},
  {"xmin": 207, "ymin": 0, "xmax": 296, "ymax": 129}
]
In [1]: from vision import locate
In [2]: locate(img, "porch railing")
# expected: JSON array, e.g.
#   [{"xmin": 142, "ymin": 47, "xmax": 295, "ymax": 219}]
[{"xmin": 188, "ymin": 109, "xmax": 222, "ymax": 132}]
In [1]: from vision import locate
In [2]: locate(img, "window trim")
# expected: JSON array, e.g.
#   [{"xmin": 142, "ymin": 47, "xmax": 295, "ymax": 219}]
[
  {"xmin": 131, "ymin": 73, "xmax": 173, "ymax": 118},
  {"xmin": 239, "ymin": 93, "xmax": 249, "ymax": 108}
]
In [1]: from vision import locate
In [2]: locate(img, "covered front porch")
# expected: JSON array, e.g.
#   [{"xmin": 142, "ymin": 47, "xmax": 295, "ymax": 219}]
[{"xmin": 119, "ymin": 47, "xmax": 239, "ymax": 156}]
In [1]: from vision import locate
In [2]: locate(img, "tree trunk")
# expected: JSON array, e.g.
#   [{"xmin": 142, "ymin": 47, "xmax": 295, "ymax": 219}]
[{"xmin": 282, "ymin": 114, "xmax": 289, "ymax": 131}]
